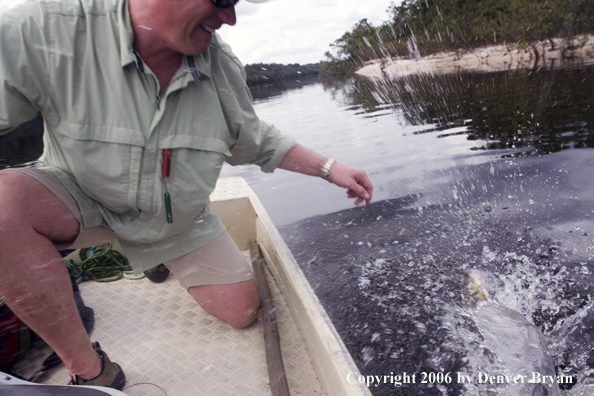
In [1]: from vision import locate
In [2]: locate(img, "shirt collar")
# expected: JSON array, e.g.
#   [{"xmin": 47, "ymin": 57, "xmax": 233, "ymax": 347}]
[
  {"xmin": 118, "ymin": 0, "xmax": 136, "ymax": 68},
  {"xmin": 117, "ymin": 0, "xmax": 212, "ymax": 80},
  {"xmin": 189, "ymin": 44, "xmax": 212, "ymax": 80}
]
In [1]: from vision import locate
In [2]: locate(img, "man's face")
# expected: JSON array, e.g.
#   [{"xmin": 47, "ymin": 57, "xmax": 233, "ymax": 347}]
[{"xmin": 153, "ymin": 0, "xmax": 237, "ymax": 56}]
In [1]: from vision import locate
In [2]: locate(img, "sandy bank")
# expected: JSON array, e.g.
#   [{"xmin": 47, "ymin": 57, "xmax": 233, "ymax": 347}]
[{"xmin": 356, "ymin": 36, "xmax": 594, "ymax": 79}]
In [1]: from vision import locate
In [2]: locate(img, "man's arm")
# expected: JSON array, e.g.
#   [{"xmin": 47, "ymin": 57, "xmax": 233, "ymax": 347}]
[
  {"xmin": 0, "ymin": 4, "xmax": 50, "ymax": 135},
  {"xmin": 278, "ymin": 144, "xmax": 373, "ymax": 206}
]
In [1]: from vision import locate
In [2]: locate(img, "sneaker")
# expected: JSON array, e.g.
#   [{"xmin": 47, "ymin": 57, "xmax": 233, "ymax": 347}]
[
  {"xmin": 143, "ymin": 263, "xmax": 170, "ymax": 283},
  {"xmin": 69, "ymin": 342, "xmax": 126, "ymax": 390}
]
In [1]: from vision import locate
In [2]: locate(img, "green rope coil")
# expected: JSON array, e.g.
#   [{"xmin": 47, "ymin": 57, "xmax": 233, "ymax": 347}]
[{"xmin": 65, "ymin": 243, "xmax": 142, "ymax": 282}]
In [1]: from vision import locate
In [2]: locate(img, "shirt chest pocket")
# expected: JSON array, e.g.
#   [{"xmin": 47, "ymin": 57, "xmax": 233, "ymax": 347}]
[
  {"xmin": 46, "ymin": 121, "xmax": 146, "ymax": 213},
  {"xmin": 46, "ymin": 119, "xmax": 234, "ymax": 216},
  {"xmin": 159, "ymin": 134, "xmax": 232, "ymax": 198}
]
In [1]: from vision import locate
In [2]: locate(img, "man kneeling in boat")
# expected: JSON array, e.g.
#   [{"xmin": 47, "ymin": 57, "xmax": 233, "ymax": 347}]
[{"xmin": 0, "ymin": 0, "xmax": 373, "ymax": 390}]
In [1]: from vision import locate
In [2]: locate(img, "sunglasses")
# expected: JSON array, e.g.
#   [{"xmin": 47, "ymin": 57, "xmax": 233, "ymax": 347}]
[{"xmin": 211, "ymin": 0, "xmax": 240, "ymax": 8}]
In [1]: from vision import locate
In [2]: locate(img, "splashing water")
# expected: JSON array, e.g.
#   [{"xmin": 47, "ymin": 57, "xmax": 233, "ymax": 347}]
[
  {"xmin": 355, "ymin": 239, "xmax": 592, "ymax": 395},
  {"xmin": 444, "ymin": 267, "xmax": 561, "ymax": 395}
]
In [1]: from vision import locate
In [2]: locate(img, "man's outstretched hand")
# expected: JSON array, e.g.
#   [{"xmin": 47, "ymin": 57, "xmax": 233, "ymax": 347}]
[{"xmin": 327, "ymin": 162, "xmax": 373, "ymax": 206}]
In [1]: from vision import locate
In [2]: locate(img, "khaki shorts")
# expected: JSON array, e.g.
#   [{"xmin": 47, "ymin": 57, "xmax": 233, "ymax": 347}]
[{"xmin": 4, "ymin": 168, "xmax": 253, "ymax": 288}]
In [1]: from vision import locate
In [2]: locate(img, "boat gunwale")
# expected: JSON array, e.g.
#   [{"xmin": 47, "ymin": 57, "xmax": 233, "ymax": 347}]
[{"xmin": 211, "ymin": 177, "xmax": 371, "ymax": 396}]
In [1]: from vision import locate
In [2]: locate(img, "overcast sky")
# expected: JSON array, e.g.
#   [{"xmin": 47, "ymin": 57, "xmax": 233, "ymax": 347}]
[
  {"xmin": 220, "ymin": 0, "xmax": 395, "ymax": 65},
  {"xmin": 0, "ymin": 0, "xmax": 396, "ymax": 65}
]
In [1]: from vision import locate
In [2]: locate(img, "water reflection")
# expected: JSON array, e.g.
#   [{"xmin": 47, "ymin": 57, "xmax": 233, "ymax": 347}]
[
  {"xmin": 248, "ymin": 76, "xmax": 319, "ymax": 102},
  {"xmin": 324, "ymin": 66, "xmax": 594, "ymax": 156}
]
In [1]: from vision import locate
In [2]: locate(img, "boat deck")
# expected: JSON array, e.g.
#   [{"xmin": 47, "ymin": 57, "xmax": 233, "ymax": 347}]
[
  {"xmin": 9, "ymin": 177, "xmax": 369, "ymax": 396},
  {"xmin": 12, "ymin": 253, "xmax": 323, "ymax": 395}
]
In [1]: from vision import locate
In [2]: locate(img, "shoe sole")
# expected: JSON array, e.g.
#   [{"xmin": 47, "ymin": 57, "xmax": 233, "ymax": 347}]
[{"xmin": 110, "ymin": 363, "xmax": 126, "ymax": 391}]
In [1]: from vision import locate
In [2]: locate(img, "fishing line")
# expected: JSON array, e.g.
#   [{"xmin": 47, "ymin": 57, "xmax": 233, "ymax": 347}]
[{"xmin": 123, "ymin": 382, "xmax": 168, "ymax": 395}]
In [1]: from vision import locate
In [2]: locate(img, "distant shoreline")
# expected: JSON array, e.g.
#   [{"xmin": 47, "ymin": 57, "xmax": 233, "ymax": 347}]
[{"xmin": 356, "ymin": 35, "xmax": 594, "ymax": 78}]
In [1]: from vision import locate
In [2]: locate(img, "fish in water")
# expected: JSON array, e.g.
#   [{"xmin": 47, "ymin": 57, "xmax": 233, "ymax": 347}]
[{"xmin": 461, "ymin": 269, "xmax": 561, "ymax": 396}]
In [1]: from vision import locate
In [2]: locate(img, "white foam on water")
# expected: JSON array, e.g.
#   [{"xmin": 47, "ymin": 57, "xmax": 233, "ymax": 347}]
[
  {"xmin": 442, "ymin": 248, "xmax": 592, "ymax": 395},
  {"xmin": 356, "ymin": 236, "xmax": 594, "ymax": 395}
]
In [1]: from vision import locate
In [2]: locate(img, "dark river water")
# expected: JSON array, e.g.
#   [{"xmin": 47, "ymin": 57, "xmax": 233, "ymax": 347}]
[
  {"xmin": 225, "ymin": 67, "xmax": 594, "ymax": 396},
  {"xmin": 2, "ymin": 66, "xmax": 593, "ymax": 395}
]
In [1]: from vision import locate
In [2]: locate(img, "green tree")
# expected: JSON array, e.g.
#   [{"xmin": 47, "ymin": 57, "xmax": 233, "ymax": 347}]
[
  {"xmin": 244, "ymin": 63, "xmax": 319, "ymax": 86},
  {"xmin": 319, "ymin": 0, "xmax": 594, "ymax": 80}
]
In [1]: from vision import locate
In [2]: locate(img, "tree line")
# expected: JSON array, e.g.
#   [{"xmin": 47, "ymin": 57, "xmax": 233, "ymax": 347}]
[
  {"xmin": 320, "ymin": 0, "xmax": 594, "ymax": 78},
  {"xmin": 244, "ymin": 63, "xmax": 319, "ymax": 86}
]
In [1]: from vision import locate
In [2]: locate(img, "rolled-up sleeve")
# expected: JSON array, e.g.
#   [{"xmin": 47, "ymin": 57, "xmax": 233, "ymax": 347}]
[
  {"xmin": 226, "ymin": 117, "xmax": 297, "ymax": 173},
  {"xmin": 211, "ymin": 37, "xmax": 297, "ymax": 173}
]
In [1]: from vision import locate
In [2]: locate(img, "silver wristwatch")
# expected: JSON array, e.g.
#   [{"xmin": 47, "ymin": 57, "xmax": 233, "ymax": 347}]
[{"xmin": 321, "ymin": 158, "xmax": 336, "ymax": 180}]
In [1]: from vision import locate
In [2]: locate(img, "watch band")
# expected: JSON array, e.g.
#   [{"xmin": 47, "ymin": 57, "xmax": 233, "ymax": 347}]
[{"xmin": 321, "ymin": 158, "xmax": 336, "ymax": 180}]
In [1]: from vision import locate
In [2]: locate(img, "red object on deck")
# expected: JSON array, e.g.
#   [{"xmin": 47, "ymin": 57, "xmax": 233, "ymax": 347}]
[{"xmin": 0, "ymin": 310, "xmax": 23, "ymax": 371}]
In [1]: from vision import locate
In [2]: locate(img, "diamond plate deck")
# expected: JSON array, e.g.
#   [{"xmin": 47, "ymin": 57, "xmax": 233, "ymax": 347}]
[{"xmin": 12, "ymin": 256, "xmax": 324, "ymax": 396}]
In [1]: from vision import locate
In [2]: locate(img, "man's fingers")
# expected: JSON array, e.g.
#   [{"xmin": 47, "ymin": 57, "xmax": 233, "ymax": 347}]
[
  {"xmin": 347, "ymin": 186, "xmax": 370, "ymax": 206},
  {"xmin": 352, "ymin": 180, "xmax": 372, "ymax": 203},
  {"xmin": 329, "ymin": 162, "xmax": 373, "ymax": 205},
  {"xmin": 355, "ymin": 174, "xmax": 373, "ymax": 201}
]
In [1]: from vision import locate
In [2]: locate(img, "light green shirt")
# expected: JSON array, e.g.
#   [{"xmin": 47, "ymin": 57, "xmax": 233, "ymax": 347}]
[{"xmin": 0, "ymin": 0, "xmax": 297, "ymax": 272}]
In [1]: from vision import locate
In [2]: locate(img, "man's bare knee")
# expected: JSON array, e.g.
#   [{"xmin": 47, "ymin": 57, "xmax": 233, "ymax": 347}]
[
  {"xmin": 189, "ymin": 280, "xmax": 260, "ymax": 329},
  {"xmin": 0, "ymin": 171, "xmax": 79, "ymax": 243},
  {"xmin": 227, "ymin": 303, "xmax": 259, "ymax": 329}
]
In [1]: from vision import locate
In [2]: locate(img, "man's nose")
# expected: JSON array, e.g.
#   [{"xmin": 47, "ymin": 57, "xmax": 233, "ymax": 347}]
[{"xmin": 219, "ymin": 5, "xmax": 236, "ymax": 26}]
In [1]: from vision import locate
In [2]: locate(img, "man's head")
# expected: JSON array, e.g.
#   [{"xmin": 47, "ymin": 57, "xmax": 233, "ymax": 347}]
[{"xmin": 130, "ymin": 0, "xmax": 268, "ymax": 58}]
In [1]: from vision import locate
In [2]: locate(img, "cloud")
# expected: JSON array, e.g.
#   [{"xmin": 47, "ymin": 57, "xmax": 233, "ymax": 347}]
[{"xmin": 220, "ymin": 0, "xmax": 395, "ymax": 65}]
